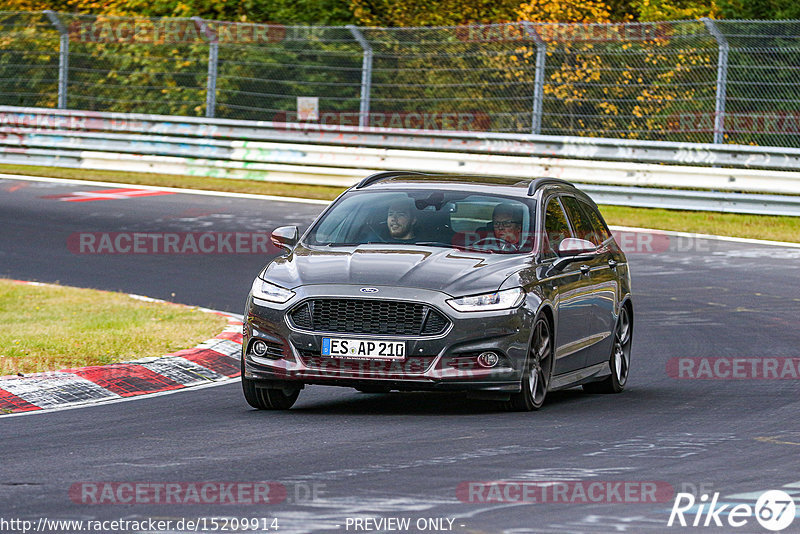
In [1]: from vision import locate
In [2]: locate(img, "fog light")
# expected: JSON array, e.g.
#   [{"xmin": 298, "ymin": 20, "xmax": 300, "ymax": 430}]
[
  {"xmin": 477, "ymin": 351, "xmax": 499, "ymax": 368},
  {"xmin": 252, "ymin": 339, "xmax": 269, "ymax": 357}
]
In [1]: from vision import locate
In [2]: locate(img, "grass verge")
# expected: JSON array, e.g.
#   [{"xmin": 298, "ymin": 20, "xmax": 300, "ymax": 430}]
[
  {"xmin": 0, "ymin": 279, "xmax": 228, "ymax": 375},
  {"xmin": 599, "ymin": 205, "xmax": 800, "ymax": 243},
  {"xmin": 0, "ymin": 163, "xmax": 346, "ymax": 200},
  {"xmin": 1, "ymin": 163, "xmax": 798, "ymax": 243}
]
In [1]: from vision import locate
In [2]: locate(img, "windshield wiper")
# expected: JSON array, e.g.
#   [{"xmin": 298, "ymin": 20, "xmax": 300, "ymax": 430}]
[
  {"xmin": 320, "ymin": 242, "xmax": 384, "ymax": 247},
  {"xmin": 318, "ymin": 241, "xmax": 452, "ymax": 248}
]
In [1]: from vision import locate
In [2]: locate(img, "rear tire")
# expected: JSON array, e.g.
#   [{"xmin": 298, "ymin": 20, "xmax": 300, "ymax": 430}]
[
  {"xmin": 507, "ymin": 316, "xmax": 553, "ymax": 411},
  {"xmin": 583, "ymin": 305, "xmax": 632, "ymax": 394}
]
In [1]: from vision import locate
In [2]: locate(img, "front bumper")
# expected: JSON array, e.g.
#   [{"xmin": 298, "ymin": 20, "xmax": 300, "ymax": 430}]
[{"xmin": 243, "ymin": 284, "xmax": 533, "ymax": 392}]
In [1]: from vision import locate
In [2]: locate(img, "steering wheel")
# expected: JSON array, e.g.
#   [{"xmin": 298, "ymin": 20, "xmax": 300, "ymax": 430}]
[
  {"xmin": 361, "ymin": 220, "xmax": 388, "ymax": 243},
  {"xmin": 471, "ymin": 236, "xmax": 518, "ymax": 252}
]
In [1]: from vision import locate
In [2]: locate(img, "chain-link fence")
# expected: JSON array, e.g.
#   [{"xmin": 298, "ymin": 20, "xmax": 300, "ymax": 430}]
[{"xmin": 1, "ymin": 12, "xmax": 799, "ymax": 147}]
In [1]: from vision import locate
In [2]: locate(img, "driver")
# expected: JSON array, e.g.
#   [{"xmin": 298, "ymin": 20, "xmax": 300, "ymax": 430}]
[
  {"xmin": 386, "ymin": 199, "xmax": 417, "ymax": 241},
  {"xmin": 491, "ymin": 203, "xmax": 524, "ymax": 245}
]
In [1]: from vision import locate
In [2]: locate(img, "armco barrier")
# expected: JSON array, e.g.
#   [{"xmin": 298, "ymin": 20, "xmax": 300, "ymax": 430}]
[
  {"xmin": 1, "ymin": 106, "xmax": 800, "ymax": 215},
  {"xmin": 4, "ymin": 106, "xmax": 800, "ymax": 171}
]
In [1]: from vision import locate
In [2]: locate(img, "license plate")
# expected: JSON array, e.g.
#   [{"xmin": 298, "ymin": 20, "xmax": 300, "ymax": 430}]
[{"xmin": 322, "ymin": 337, "xmax": 406, "ymax": 360}]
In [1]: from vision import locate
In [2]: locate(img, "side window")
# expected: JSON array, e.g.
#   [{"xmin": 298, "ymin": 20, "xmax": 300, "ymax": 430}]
[
  {"xmin": 562, "ymin": 196, "xmax": 600, "ymax": 245},
  {"xmin": 543, "ymin": 197, "xmax": 572, "ymax": 259},
  {"xmin": 577, "ymin": 199, "xmax": 612, "ymax": 244}
]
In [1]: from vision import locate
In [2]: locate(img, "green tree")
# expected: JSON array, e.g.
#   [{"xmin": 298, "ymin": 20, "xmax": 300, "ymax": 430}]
[
  {"xmin": 716, "ymin": 0, "xmax": 800, "ymax": 19},
  {"xmin": 0, "ymin": 0, "xmax": 355, "ymax": 25},
  {"xmin": 120, "ymin": 0, "xmax": 355, "ymax": 25},
  {"xmin": 348, "ymin": 0, "xmax": 522, "ymax": 26},
  {"xmin": 634, "ymin": 0, "xmax": 716, "ymax": 21}
]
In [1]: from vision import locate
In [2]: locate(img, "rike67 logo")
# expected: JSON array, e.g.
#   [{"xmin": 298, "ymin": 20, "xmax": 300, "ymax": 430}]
[{"xmin": 668, "ymin": 490, "xmax": 796, "ymax": 531}]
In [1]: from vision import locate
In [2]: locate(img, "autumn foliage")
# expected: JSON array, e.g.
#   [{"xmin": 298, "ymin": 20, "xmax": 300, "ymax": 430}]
[{"xmin": 1, "ymin": 0, "xmax": 798, "ymax": 147}]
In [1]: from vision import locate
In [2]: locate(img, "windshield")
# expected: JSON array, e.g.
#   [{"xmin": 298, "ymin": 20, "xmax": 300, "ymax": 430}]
[{"xmin": 305, "ymin": 190, "xmax": 536, "ymax": 254}]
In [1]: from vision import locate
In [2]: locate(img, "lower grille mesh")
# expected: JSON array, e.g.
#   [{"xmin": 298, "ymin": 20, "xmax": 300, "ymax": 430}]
[{"xmin": 298, "ymin": 350, "xmax": 435, "ymax": 375}]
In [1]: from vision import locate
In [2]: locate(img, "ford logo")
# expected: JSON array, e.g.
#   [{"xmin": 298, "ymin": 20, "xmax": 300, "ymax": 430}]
[{"xmin": 360, "ymin": 287, "xmax": 379, "ymax": 293}]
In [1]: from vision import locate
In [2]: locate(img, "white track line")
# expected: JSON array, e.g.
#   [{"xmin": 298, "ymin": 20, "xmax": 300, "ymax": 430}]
[
  {"xmin": 0, "ymin": 172, "xmax": 330, "ymax": 205},
  {"xmin": 609, "ymin": 225, "xmax": 800, "ymax": 248}
]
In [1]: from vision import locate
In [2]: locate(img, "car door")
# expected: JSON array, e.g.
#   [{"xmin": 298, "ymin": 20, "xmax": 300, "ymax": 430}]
[
  {"xmin": 560, "ymin": 195, "xmax": 618, "ymax": 368},
  {"xmin": 541, "ymin": 195, "xmax": 595, "ymax": 375}
]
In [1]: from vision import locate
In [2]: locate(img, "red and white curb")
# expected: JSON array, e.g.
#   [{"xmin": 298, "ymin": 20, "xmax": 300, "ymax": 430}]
[{"xmin": 0, "ymin": 282, "xmax": 243, "ymax": 415}]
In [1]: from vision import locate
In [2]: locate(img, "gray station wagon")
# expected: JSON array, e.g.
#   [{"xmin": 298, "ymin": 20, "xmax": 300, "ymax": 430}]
[{"xmin": 242, "ymin": 172, "xmax": 633, "ymax": 411}]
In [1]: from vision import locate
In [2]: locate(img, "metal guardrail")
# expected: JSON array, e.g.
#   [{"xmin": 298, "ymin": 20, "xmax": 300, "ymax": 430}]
[
  {"xmin": 5, "ymin": 130, "xmax": 800, "ymax": 195},
  {"xmin": 4, "ymin": 106, "xmax": 800, "ymax": 171},
  {"xmin": 579, "ymin": 184, "xmax": 800, "ymax": 217},
  {"xmin": 1, "ymin": 106, "xmax": 800, "ymax": 216}
]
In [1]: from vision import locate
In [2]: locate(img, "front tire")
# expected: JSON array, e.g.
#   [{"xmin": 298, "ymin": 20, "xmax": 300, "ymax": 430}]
[
  {"xmin": 507, "ymin": 316, "xmax": 553, "ymax": 411},
  {"xmin": 583, "ymin": 305, "xmax": 632, "ymax": 394},
  {"xmin": 241, "ymin": 359, "xmax": 300, "ymax": 410}
]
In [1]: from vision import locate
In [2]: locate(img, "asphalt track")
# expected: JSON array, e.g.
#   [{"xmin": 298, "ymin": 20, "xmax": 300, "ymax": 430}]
[{"xmin": 1, "ymin": 176, "xmax": 800, "ymax": 534}]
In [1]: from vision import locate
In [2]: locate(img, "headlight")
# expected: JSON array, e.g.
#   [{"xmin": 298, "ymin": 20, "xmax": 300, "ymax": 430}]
[
  {"xmin": 251, "ymin": 278, "xmax": 295, "ymax": 303},
  {"xmin": 446, "ymin": 287, "xmax": 525, "ymax": 312}
]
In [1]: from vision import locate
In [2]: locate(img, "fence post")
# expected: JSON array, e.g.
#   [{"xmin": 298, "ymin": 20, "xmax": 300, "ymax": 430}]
[
  {"xmin": 44, "ymin": 10, "xmax": 69, "ymax": 109},
  {"xmin": 347, "ymin": 25, "xmax": 373, "ymax": 129},
  {"xmin": 193, "ymin": 17, "xmax": 218, "ymax": 119},
  {"xmin": 522, "ymin": 22, "xmax": 547, "ymax": 135},
  {"xmin": 702, "ymin": 18, "xmax": 728, "ymax": 144}
]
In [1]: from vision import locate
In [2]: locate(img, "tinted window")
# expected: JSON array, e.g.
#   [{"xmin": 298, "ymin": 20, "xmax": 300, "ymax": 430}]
[
  {"xmin": 306, "ymin": 190, "xmax": 535, "ymax": 254},
  {"xmin": 578, "ymin": 199, "xmax": 612, "ymax": 244},
  {"xmin": 542, "ymin": 197, "xmax": 572, "ymax": 258},
  {"xmin": 562, "ymin": 196, "xmax": 607, "ymax": 246}
]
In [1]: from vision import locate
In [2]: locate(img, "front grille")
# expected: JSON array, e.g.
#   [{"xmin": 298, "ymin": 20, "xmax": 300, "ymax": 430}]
[
  {"xmin": 289, "ymin": 299, "xmax": 450, "ymax": 336},
  {"xmin": 298, "ymin": 350, "xmax": 435, "ymax": 375}
]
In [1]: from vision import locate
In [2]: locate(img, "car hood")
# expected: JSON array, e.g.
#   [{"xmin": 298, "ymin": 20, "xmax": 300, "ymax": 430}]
[{"xmin": 261, "ymin": 244, "xmax": 529, "ymax": 296}]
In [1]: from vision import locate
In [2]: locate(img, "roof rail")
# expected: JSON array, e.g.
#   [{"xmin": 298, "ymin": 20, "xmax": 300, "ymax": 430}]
[
  {"xmin": 527, "ymin": 177, "xmax": 575, "ymax": 196},
  {"xmin": 355, "ymin": 171, "xmax": 428, "ymax": 189}
]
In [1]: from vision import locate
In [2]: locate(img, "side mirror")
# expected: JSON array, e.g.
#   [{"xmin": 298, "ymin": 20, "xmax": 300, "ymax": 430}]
[
  {"xmin": 549, "ymin": 238, "xmax": 598, "ymax": 273},
  {"xmin": 271, "ymin": 226, "xmax": 298, "ymax": 253},
  {"xmin": 558, "ymin": 238, "xmax": 597, "ymax": 256}
]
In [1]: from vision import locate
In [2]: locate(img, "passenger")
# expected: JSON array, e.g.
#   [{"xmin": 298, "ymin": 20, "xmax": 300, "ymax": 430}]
[{"xmin": 386, "ymin": 199, "xmax": 417, "ymax": 241}]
